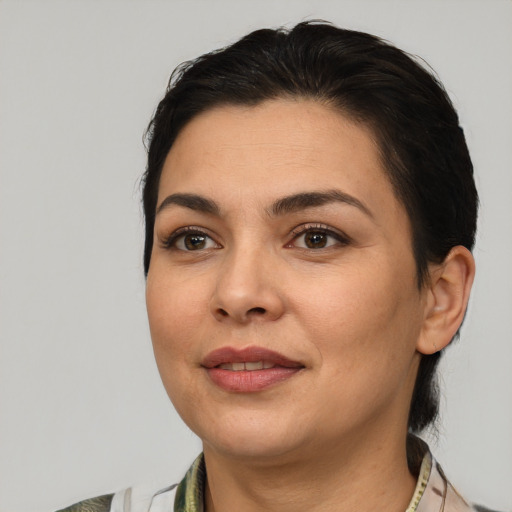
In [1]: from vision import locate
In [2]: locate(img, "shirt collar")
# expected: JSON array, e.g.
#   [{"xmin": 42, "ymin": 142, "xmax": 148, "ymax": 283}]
[
  {"xmin": 406, "ymin": 448, "xmax": 433, "ymax": 511},
  {"xmin": 174, "ymin": 453, "xmax": 205, "ymax": 512}
]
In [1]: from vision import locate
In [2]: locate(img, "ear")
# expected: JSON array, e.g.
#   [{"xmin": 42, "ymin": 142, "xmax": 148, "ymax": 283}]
[{"xmin": 416, "ymin": 246, "xmax": 476, "ymax": 355}]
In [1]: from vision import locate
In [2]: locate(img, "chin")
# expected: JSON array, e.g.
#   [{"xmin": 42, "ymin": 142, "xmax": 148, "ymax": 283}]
[
  {"xmin": 191, "ymin": 411, "xmax": 305, "ymax": 461},
  {"xmin": 205, "ymin": 434, "xmax": 300, "ymax": 462}
]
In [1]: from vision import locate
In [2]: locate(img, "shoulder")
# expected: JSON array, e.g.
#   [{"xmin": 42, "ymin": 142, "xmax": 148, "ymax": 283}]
[
  {"xmin": 435, "ymin": 461, "xmax": 505, "ymax": 512},
  {"xmin": 408, "ymin": 436, "xmax": 505, "ymax": 512},
  {"xmin": 55, "ymin": 483, "xmax": 178, "ymax": 512},
  {"xmin": 56, "ymin": 494, "xmax": 114, "ymax": 512}
]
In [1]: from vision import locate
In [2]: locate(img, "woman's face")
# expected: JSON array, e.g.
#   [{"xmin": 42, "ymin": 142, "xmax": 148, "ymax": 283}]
[{"xmin": 146, "ymin": 99, "xmax": 428, "ymax": 462}]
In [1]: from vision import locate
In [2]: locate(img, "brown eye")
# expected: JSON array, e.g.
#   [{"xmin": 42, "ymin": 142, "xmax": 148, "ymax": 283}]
[
  {"xmin": 166, "ymin": 230, "xmax": 219, "ymax": 251},
  {"xmin": 184, "ymin": 234, "xmax": 207, "ymax": 250},
  {"xmin": 290, "ymin": 226, "xmax": 349, "ymax": 250},
  {"xmin": 304, "ymin": 231, "xmax": 328, "ymax": 249}
]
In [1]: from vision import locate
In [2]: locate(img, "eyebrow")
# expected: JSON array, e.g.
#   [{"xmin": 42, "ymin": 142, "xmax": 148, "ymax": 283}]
[
  {"xmin": 156, "ymin": 193, "xmax": 220, "ymax": 216},
  {"xmin": 156, "ymin": 189, "xmax": 372, "ymax": 218},
  {"xmin": 268, "ymin": 190, "xmax": 373, "ymax": 218}
]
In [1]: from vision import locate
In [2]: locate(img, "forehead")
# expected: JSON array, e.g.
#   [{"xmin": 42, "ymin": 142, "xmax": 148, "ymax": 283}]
[{"xmin": 158, "ymin": 99, "xmax": 401, "ymax": 220}]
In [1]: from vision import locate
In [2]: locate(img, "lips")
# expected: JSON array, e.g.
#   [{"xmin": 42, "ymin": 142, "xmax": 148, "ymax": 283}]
[{"xmin": 202, "ymin": 346, "xmax": 304, "ymax": 392}]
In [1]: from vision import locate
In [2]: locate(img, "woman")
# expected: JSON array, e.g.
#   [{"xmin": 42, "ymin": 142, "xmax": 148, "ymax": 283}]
[{"xmin": 60, "ymin": 21, "xmax": 497, "ymax": 512}]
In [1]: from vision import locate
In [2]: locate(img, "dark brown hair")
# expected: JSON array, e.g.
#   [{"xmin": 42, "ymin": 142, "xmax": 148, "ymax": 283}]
[{"xmin": 142, "ymin": 21, "xmax": 478, "ymax": 433}]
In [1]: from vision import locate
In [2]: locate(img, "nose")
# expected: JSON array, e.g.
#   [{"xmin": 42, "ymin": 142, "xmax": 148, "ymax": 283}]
[{"xmin": 210, "ymin": 246, "xmax": 285, "ymax": 324}]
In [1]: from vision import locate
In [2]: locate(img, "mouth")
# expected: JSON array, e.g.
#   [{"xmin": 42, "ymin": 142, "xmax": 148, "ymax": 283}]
[
  {"xmin": 202, "ymin": 346, "xmax": 304, "ymax": 392},
  {"xmin": 217, "ymin": 361, "xmax": 278, "ymax": 371}
]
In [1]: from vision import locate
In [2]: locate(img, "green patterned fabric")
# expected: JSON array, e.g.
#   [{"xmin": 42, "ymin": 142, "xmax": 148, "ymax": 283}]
[
  {"xmin": 174, "ymin": 453, "xmax": 206, "ymax": 512},
  {"xmin": 56, "ymin": 493, "xmax": 114, "ymax": 512}
]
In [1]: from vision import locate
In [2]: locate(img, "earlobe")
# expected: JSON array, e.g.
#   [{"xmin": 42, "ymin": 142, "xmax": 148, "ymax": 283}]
[{"xmin": 416, "ymin": 246, "xmax": 476, "ymax": 355}]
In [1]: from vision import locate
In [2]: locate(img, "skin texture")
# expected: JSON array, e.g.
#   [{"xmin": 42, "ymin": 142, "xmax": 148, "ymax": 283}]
[{"xmin": 145, "ymin": 99, "xmax": 475, "ymax": 512}]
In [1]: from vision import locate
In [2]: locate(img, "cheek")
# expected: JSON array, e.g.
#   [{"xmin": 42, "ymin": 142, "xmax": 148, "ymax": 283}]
[
  {"xmin": 298, "ymin": 259, "xmax": 421, "ymax": 371},
  {"xmin": 146, "ymin": 270, "xmax": 208, "ymax": 370},
  {"xmin": 298, "ymin": 271, "xmax": 421, "ymax": 427},
  {"xmin": 146, "ymin": 275, "xmax": 208, "ymax": 421}
]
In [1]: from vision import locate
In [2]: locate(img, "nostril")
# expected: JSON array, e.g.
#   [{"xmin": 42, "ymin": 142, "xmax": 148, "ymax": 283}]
[
  {"xmin": 248, "ymin": 307, "xmax": 266, "ymax": 315},
  {"xmin": 218, "ymin": 308, "xmax": 229, "ymax": 317}
]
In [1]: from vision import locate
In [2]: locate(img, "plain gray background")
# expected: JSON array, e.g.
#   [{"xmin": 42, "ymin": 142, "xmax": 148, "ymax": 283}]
[{"xmin": 1, "ymin": 1, "xmax": 511, "ymax": 511}]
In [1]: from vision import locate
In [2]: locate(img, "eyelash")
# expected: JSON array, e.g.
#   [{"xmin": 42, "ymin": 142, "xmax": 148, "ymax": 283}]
[{"xmin": 160, "ymin": 223, "xmax": 351, "ymax": 252}]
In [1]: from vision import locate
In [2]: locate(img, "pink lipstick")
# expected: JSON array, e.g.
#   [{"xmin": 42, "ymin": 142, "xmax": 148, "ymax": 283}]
[{"xmin": 202, "ymin": 347, "xmax": 304, "ymax": 392}]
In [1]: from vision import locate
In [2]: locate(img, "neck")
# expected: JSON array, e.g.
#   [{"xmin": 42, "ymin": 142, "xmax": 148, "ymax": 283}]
[{"xmin": 203, "ymin": 427, "xmax": 417, "ymax": 512}]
